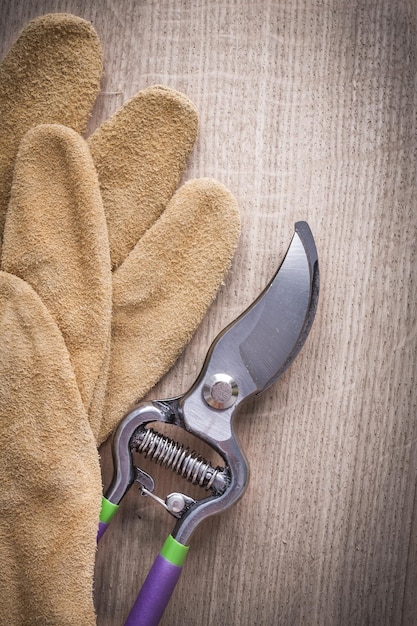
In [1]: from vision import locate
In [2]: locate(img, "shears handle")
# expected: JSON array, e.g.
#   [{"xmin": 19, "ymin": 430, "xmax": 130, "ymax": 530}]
[
  {"xmin": 124, "ymin": 535, "xmax": 189, "ymax": 626},
  {"xmin": 97, "ymin": 500, "xmax": 188, "ymax": 626},
  {"xmin": 97, "ymin": 496, "xmax": 119, "ymax": 542}
]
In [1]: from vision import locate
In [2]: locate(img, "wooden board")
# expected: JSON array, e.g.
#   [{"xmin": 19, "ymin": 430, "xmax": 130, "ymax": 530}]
[{"xmin": 1, "ymin": 1, "xmax": 416, "ymax": 624}]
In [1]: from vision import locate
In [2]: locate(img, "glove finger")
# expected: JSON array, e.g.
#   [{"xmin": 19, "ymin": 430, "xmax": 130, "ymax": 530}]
[
  {"xmin": 0, "ymin": 13, "xmax": 103, "ymax": 254},
  {"xmin": 0, "ymin": 271, "xmax": 100, "ymax": 625},
  {"xmin": 94, "ymin": 178, "xmax": 240, "ymax": 443},
  {"xmin": 1, "ymin": 124, "xmax": 112, "ymax": 415},
  {"xmin": 87, "ymin": 85, "xmax": 198, "ymax": 269}
]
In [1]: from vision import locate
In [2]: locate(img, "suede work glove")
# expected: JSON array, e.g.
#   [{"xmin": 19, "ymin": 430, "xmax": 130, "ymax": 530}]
[
  {"xmin": 1, "ymin": 15, "xmax": 240, "ymax": 446},
  {"xmin": 0, "ymin": 13, "xmax": 240, "ymax": 625}
]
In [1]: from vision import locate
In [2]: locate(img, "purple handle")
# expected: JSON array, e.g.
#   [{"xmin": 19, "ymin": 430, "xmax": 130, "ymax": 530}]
[
  {"xmin": 97, "ymin": 521, "xmax": 109, "ymax": 542},
  {"xmin": 124, "ymin": 554, "xmax": 183, "ymax": 626}
]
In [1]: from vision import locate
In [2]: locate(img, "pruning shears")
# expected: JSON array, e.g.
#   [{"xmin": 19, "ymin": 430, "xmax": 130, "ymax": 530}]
[{"xmin": 97, "ymin": 221, "xmax": 319, "ymax": 625}]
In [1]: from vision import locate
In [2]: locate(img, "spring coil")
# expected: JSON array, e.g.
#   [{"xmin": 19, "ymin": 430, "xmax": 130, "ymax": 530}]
[{"xmin": 131, "ymin": 427, "xmax": 227, "ymax": 493}]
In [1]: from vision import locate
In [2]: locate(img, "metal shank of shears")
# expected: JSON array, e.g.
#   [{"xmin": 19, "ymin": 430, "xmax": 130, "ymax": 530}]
[{"xmin": 104, "ymin": 221, "xmax": 319, "ymax": 545}]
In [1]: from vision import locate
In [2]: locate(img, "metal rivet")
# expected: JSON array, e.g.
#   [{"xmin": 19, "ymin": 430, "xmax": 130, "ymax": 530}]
[{"xmin": 203, "ymin": 373, "xmax": 238, "ymax": 409}]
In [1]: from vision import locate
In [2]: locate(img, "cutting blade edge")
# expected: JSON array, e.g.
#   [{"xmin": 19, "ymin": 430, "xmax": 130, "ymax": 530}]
[{"xmin": 207, "ymin": 221, "xmax": 319, "ymax": 397}]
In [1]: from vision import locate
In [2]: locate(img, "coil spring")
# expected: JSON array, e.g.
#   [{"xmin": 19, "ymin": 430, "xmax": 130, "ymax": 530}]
[{"xmin": 131, "ymin": 427, "xmax": 227, "ymax": 493}]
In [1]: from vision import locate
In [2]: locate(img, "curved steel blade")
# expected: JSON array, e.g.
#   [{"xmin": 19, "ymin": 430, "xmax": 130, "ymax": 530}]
[
  {"xmin": 237, "ymin": 220, "xmax": 318, "ymax": 392},
  {"xmin": 200, "ymin": 221, "xmax": 319, "ymax": 398}
]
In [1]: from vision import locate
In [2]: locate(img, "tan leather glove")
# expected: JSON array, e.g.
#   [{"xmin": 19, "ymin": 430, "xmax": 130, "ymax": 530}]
[
  {"xmin": 1, "ymin": 15, "xmax": 240, "ymax": 446},
  {"xmin": 0, "ymin": 14, "xmax": 240, "ymax": 625}
]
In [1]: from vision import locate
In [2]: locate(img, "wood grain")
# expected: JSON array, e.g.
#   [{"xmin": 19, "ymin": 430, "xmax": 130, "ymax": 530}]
[{"xmin": 1, "ymin": 1, "xmax": 416, "ymax": 624}]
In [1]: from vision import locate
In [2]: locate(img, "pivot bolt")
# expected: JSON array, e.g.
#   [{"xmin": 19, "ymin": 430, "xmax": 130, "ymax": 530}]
[{"xmin": 203, "ymin": 373, "xmax": 238, "ymax": 409}]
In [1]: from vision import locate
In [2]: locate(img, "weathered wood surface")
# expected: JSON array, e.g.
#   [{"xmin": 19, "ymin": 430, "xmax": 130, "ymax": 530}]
[{"xmin": 1, "ymin": 1, "xmax": 416, "ymax": 624}]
